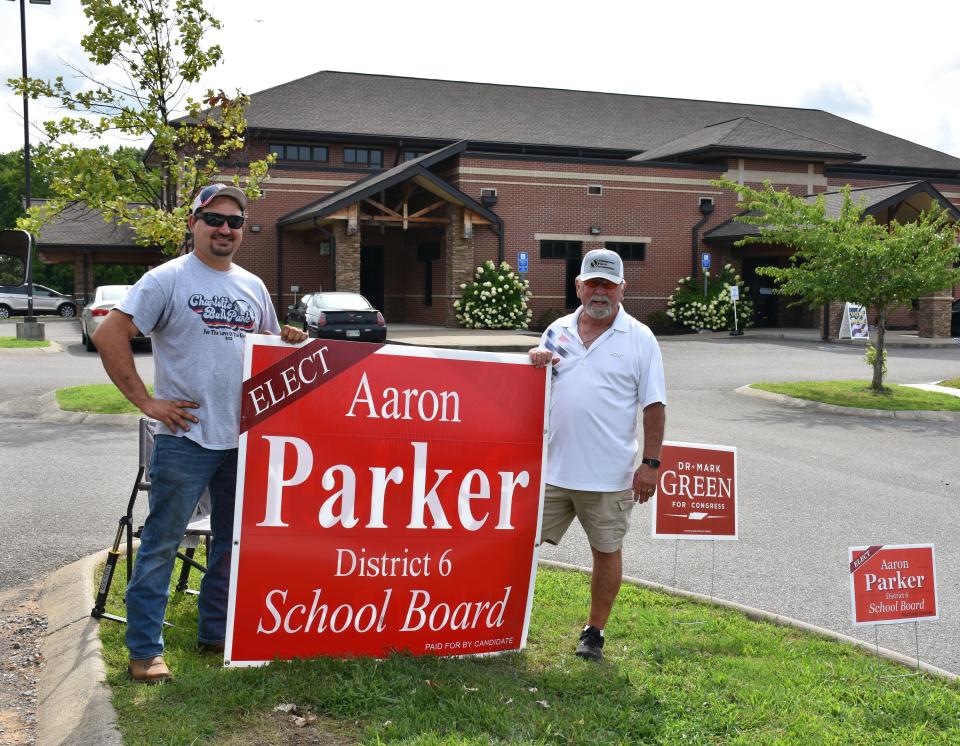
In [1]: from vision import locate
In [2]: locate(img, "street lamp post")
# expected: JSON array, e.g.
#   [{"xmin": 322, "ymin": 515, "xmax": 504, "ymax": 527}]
[{"xmin": 8, "ymin": 0, "xmax": 50, "ymax": 340}]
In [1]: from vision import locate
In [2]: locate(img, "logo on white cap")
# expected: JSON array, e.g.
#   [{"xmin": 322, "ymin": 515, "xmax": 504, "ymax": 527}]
[{"xmin": 579, "ymin": 249, "xmax": 623, "ymax": 283}]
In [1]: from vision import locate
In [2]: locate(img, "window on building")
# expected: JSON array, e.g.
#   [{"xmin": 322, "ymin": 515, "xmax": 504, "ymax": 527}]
[
  {"xmin": 344, "ymin": 148, "xmax": 384, "ymax": 168},
  {"xmin": 587, "ymin": 185, "xmax": 603, "ymax": 195},
  {"xmin": 606, "ymin": 241, "xmax": 647, "ymax": 261},
  {"xmin": 539, "ymin": 240, "xmax": 582, "ymax": 259},
  {"xmin": 269, "ymin": 143, "xmax": 328, "ymax": 162},
  {"xmin": 402, "ymin": 150, "xmax": 430, "ymax": 162}
]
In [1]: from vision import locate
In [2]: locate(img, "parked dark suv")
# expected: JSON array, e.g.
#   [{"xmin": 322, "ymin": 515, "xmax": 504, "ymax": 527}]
[
  {"xmin": 0, "ymin": 284, "xmax": 77, "ymax": 319},
  {"xmin": 952, "ymin": 298, "xmax": 959, "ymax": 337}
]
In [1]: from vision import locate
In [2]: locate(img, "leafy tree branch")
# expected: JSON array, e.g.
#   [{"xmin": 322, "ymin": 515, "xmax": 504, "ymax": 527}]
[{"xmin": 8, "ymin": 0, "xmax": 273, "ymax": 255}]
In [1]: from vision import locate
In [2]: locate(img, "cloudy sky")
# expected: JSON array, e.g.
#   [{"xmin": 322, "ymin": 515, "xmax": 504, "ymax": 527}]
[{"xmin": 2, "ymin": 0, "xmax": 960, "ymax": 160}]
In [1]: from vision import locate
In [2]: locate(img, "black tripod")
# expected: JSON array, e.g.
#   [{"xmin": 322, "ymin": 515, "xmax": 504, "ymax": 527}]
[{"xmin": 91, "ymin": 421, "xmax": 210, "ymax": 624}]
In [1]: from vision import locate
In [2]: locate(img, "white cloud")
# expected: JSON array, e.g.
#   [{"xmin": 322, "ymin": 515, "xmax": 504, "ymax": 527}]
[{"xmin": 800, "ymin": 84, "xmax": 872, "ymax": 117}]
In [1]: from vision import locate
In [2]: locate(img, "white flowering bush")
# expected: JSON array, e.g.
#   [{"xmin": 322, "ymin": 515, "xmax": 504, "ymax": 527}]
[
  {"xmin": 666, "ymin": 263, "xmax": 754, "ymax": 331},
  {"xmin": 454, "ymin": 260, "xmax": 532, "ymax": 329}
]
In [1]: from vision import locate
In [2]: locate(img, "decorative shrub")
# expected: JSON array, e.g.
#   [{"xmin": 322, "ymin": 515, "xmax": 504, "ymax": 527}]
[
  {"xmin": 454, "ymin": 260, "xmax": 532, "ymax": 329},
  {"xmin": 666, "ymin": 264, "xmax": 754, "ymax": 331}
]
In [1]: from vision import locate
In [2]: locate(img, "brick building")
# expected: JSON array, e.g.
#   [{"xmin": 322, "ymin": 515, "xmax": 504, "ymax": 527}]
[{"xmin": 42, "ymin": 71, "xmax": 960, "ymax": 335}]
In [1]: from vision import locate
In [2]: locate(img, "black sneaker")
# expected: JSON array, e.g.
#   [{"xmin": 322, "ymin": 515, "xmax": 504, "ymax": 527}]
[{"xmin": 575, "ymin": 626, "xmax": 604, "ymax": 661}]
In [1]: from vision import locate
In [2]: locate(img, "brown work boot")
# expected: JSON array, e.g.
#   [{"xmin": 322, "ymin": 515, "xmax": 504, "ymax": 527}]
[
  {"xmin": 128, "ymin": 655, "xmax": 171, "ymax": 684},
  {"xmin": 197, "ymin": 640, "xmax": 225, "ymax": 654}
]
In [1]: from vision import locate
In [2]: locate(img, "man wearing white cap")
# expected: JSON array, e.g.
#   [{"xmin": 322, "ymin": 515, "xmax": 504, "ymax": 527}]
[
  {"xmin": 529, "ymin": 248, "xmax": 666, "ymax": 661},
  {"xmin": 94, "ymin": 183, "xmax": 307, "ymax": 682}
]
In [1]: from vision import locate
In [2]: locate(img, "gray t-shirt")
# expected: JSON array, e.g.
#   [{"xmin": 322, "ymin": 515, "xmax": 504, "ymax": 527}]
[{"xmin": 118, "ymin": 252, "xmax": 280, "ymax": 449}]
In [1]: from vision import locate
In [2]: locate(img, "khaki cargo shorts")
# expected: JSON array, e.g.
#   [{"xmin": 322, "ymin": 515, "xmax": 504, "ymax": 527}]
[{"xmin": 539, "ymin": 484, "xmax": 635, "ymax": 553}]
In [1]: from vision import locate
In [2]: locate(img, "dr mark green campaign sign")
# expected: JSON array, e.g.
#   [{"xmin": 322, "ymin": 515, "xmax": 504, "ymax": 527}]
[
  {"xmin": 652, "ymin": 441, "xmax": 738, "ymax": 540},
  {"xmin": 224, "ymin": 337, "xmax": 549, "ymax": 666}
]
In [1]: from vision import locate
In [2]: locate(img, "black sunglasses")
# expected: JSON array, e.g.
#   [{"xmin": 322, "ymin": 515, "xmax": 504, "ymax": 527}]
[{"xmin": 198, "ymin": 212, "xmax": 245, "ymax": 229}]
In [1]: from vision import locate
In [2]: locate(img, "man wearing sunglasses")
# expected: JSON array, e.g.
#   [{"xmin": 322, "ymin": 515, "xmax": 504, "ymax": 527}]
[
  {"xmin": 529, "ymin": 248, "xmax": 666, "ymax": 662},
  {"xmin": 94, "ymin": 183, "xmax": 307, "ymax": 683}
]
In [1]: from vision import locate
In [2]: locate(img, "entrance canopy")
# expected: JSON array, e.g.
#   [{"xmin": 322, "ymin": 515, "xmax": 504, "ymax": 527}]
[
  {"xmin": 704, "ymin": 180, "xmax": 960, "ymax": 245},
  {"xmin": 277, "ymin": 141, "xmax": 500, "ymax": 238}
]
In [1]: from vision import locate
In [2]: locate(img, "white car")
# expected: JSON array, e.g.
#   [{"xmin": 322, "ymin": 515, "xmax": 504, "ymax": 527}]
[{"xmin": 81, "ymin": 285, "xmax": 148, "ymax": 352}]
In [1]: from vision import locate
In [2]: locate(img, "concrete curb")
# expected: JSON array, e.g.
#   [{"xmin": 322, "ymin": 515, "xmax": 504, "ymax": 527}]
[
  {"xmin": 735, "ymin": 385, "xmax": 960, "ymax": 422},
  {"xmin": 540, "ymin": 559, "xmax": 958, "ymax": 682},
  {"xmin": 38, "ymin": 549, "xmax": 122, "ymax": 746},
  {"xmin": 39, "ymin": 391, "xmax": 140, "ymax": 426}
]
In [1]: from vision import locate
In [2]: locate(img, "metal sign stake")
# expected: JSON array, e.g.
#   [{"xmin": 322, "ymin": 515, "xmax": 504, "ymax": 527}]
[
  {"xmin": 670, "ymin": 538, "xmax": 706, "ymax": 626},
  {"xmin": 874, "ymin": 622, "xmax": 923, "ymax": 680}
]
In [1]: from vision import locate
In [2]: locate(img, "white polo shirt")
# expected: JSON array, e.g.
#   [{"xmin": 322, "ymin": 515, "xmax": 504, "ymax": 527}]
[{"xmin": 540, "ymin": 306, "xmax": 666, "ymax": 491}]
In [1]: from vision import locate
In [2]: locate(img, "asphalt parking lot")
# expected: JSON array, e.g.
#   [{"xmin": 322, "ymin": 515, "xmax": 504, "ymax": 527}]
[{"xmin": 2, "ymin": 317, "xmax": 959, "ymax": 674}]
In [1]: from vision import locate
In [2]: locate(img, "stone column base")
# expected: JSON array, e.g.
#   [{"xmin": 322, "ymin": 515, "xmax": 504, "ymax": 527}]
[
  {"xmin": 17, "ymin": 321, "xmax": 46, "ymax": 341},
  {"xmin": 917, "ymin": 295, "xmax": 952, "ymax": 338}
]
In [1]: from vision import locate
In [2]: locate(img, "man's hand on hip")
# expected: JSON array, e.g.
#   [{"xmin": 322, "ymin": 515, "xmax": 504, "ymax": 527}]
[{"xmin": 142, "ymin": 398, "xmax": 200, "ymax": 434}]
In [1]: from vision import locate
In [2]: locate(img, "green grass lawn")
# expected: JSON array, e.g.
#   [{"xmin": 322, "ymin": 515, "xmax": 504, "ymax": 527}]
[
  {"xmin": 940, "ymin": 377, "xmax": 960, "ymax": 390},
  {"xmin": 55, "ymin": 383, "xmax": 152, "ymax": 414},
  {"xmin": 97, "ymin": 551, "xmax": 960, "ymax": 745},
  {"xmin": 751, "ymin": 381, "xmax": 960, "ymax": 411},
  {"xmin": 0, "ymin": 336, "xmax": 50, "ymax": 348}
]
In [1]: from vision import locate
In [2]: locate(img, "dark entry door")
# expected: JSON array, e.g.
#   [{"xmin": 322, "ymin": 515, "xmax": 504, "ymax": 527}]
[
  {"xmin": 360, "ymin": 245, "xmax": 384, "ymax": 310},
  {"xmin": 565, "ymin": 255, "xmax": 581, "ymax": 309},
  {"xmin": 742, "ymin": 257, "xmax": 785, "ymax": 328}
]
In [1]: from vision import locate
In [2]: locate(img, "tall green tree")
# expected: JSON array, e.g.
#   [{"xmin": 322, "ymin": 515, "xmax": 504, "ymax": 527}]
[
  {"xmin": 0, "ymin": 146, "xmax": 144, "ymax": 290},
  {"xmin": 8, "ymin": 0, "xmax": 273, "ymax": 255},
  {"xmin": 0, "ymin": 146, "xmax": 52, "ymax": 229},
  {"xmin": 716, "ymin": 179, "xmax": 960, "ymax": 391}
]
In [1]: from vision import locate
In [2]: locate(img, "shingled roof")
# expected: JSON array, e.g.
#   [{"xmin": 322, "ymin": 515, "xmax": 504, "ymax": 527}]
[
  {"xmin": 33, "ymin": 200, "xmax": 139, "ymax": 248},
  {"xmin": 278, "ymin": 142, "xmax": 499, "ymax": 227},
  {"xmin": 242, "ymin": 71, "xmax": 960, "ymax": 174},
  {"xmin": 629, "ymin": 117, "xmax": 862, "ymax": 163},
  {"xmin": 704, "ymin": 181, "xmax": 960, "ymax": 243}
]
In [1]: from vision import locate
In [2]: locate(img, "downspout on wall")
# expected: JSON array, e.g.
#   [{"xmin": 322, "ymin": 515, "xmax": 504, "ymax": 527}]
[
  {"xmin": 479, "ymin": 193, "xmax": 505, "ymax": 265},
  {"xmin": 691, "ymin": 198, "xmax": 715, "ymax": 277}
]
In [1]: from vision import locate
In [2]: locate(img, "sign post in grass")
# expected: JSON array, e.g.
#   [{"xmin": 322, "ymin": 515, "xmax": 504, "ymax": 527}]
[
  {"xmin": 848, "ymin": 543, "xmax": 939, "ymax": 678},
  {"xmin": 652, "ymin": 441, "xmax": 738, "ymax": 622}
]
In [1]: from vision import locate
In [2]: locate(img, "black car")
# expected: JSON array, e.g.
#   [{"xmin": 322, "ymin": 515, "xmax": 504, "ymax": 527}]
[
  {"xmin": 952, "ymin": 298, "xmax": 959, "ymax": 337},
  {"xmin": 302, "ymin": 292, "xmax": 386, "ymax": 342}
]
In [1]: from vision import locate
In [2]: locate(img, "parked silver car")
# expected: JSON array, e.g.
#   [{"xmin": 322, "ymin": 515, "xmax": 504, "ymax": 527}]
[
  {"xmin": 0, "ymin": 283, "xmax": 77, "ymax": 319},
  {"xmin": 81, "ymin": 285, "xmax": 148, "ymax": 352}
]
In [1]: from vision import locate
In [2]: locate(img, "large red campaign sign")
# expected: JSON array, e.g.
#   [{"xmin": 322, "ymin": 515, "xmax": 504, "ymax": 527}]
[
  {"xmin": 652, "ymin": 441, "xmax": 737, "ymax": 540},
  {"xmin": 224, "ymin": 337, "xmax": 548, "ymax": 666},
  {"xmin": 848, "ymin": 544, "xmax": 939, "ymax": 626}
]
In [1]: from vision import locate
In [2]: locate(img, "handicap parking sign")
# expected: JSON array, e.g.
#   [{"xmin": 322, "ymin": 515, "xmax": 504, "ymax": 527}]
[
  {"xmin": 701, "ymin": 252, "xmax": 712, "ymax": 270},
  {"xmin": 518, "ymin": 251, "xmax": 528, "ymax": 273}
]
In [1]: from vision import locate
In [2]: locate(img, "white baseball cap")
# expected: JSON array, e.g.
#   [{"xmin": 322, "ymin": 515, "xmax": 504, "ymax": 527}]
[
  {"xmin": 579, "ymin": 248, "xmax": 624, "ymax": 284},
  {"xmin": 191, "ymin": 183, "xmax": 248, "ymax": 214}
]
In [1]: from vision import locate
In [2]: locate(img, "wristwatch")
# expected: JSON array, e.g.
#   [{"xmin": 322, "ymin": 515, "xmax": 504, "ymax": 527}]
[{"xmin": 641, "ymin": 457, "xmax": 661, "ymax": 469}]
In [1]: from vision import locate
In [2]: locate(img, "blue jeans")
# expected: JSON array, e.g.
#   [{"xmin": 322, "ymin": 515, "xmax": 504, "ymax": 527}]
[{"xmin": 125, "ymin": 434, "xmax": 238, "ymax": 660}]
